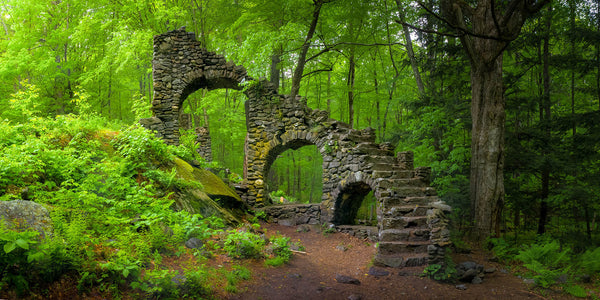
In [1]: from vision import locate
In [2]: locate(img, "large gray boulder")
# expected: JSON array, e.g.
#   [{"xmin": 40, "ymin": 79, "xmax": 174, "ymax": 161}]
[{"xmin": 0, "ymin": 200, "xmax": 52, "ymax": 238}]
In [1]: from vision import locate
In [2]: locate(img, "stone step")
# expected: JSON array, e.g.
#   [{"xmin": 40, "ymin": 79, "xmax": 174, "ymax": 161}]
[
  {"xmin": 380, "ymin": 196, "xmax": 439, "ymax": 207},
  {"xmin": 381, "ymin": 205, "xmax": 429, "ymax": 218},
  {"xmin": 378, "ymin": 241, "xmax": 430, "ymax": 255},
  {"xmin": 379, "ymin": 228, "xmax": 431, "ymax": 242},
  {"xmin": 380, "ymin": 216, "xmax": 428, "ymax": 230},
  {"xmin": 371, "ymin": 170, "xmax": 414, "ymax": 179},
  {"xmin": 390, "ymin": 186, "xmax": 437, "ymax": 197},
  {"xmin": 376, "ymin": 178, "xmax": 427, "ymax": 189},
  {"xmin": 336, "ymin": 225, "xmax": 378, "ymax": 241},
  {"xmin": 373, "ymin": 253, "xmax": 429, "ymax": 268}
]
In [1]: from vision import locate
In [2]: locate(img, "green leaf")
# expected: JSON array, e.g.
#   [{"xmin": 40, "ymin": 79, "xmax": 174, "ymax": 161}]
[
  {"xmin": 123, "ymin": 268, "xmax": 130, "ymax": 278},
  {"xmin": 15, "ymin": 238, "xmax": 30, "ymax": 250},
  {"xmin": 4, "ymin": 242, "xmax": 16, "ymax": 253},
  {"xmin": 27, "ymin": 251, "xmax": 44, "ymax": 263}
]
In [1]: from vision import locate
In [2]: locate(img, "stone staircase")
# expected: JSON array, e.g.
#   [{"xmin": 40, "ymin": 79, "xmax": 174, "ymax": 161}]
[{"xmin": 372, "ymin": 156, "xmax": 450, "ymax": 268}]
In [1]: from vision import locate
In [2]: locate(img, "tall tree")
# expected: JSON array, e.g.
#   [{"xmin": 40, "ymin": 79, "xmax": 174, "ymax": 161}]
[
  {"xmin": 438, "ymin": 0, "xmax": 549, "ymax": 239},
  {"xmin": 290, "ymin": 0, "xmax": 332, "ymax": 98}
]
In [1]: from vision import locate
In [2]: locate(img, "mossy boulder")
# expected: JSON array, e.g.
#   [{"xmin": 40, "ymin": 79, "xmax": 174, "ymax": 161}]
[
  {"xmin": 171, "ymin": 157, "xmax": 244, "ymax": 225},
  {"xmin": 0, "ymin": 200, "xmax": 52, "ymax": 238}
]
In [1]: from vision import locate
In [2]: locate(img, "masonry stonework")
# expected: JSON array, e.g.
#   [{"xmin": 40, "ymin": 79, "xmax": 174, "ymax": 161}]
[{"xmin": 141, "ymin": 28, "xmax": 452, "ymax": 267}]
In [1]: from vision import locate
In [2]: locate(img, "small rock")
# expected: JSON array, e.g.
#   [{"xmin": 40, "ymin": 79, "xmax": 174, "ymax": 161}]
[
  {"xmin": 171, "ymin": 273, "xmax": 186, "ymax": 286},
  {"xmin": 523, "ymin": 278, "xmax": 535, "ymax": 285},
  {"xmin": 456, "ymin": 284, "xmax": 468, "ymax": 290},
  {"xmin": 185, "ymin": 237, "xmax": 203, "ymax": 249},
  {"xmin": 348, "ymin": 294, "xmax": 362, "ymax": 300},
  {"xmin": 335, "ymin": 274, "xmax": 361, "ymax": 285},
  {"xmin": 289, "ymin": 273, "xmax": 302, "ymax": 278},
  {"xmin": 580, "ymin": 274, "xmax": 591, "ymax": 283},
  {"xmin": 556, "ymin": 274, "xmax": 568, "ymax": 284},
  {"xmin": 278, "ymin": 218, "xmax": 296, "ymax": 226},
  {"xmin": 500, "ymin": 269, "xmax": 508, "ymax": 274},
  {"xmin": 296, "ymin": 224, "xmax": 311, "ymax": 232},
  {"xmin": 398, "ymin": 271, "xmax": 413, "ymax": 276},
  {"xmin": 471, "ymin": 276, "xmax": 483, "ymax": 284},
  {"xmin": 459, "ymin": 261, "xmax": 483, "ymax": 272},
  {"xmin": 488, "ymin": 256, "xmax": 499, "ymax": 262},
  {"xmin": 484, "ymin": 267, "xmax": 496, "ymax": 273},
  {"xmin": 459, "ymin": 269, "xmax": 478, "ymax": 282},
  {"xmin": 336, "ymin": 245, "xmax": 348, "ymax": 252},
  {"xmin": 368, "ymin": 267, "xmax": 390, "ymax": 277}
]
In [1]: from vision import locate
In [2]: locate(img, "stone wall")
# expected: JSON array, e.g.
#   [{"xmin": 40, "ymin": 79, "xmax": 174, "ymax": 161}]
[
  {"xmin": 140, "ymin": 27, "xmax": 249, "ymax": 145},
  {"xmin": 144, "ymin": 28, "xmax": 452, "ymax": 268},
  {"xmin": 195, "ymin": 126, "xmax": 212, "ymax": 162}
]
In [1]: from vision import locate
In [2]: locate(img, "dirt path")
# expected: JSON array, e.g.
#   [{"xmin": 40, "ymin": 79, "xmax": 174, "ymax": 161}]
[{"xmin": 231, "ymin": 223, "xmax": 571, "ymax": 300}]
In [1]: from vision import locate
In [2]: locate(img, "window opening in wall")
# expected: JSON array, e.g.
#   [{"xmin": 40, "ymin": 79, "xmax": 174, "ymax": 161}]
[
  {"xmin": 181, "ymin": 88, "xmax": 247, "ymax": 179},
  {"xmin": 265, "ymin": 145, "xmax": 323, "ymax": 204}
]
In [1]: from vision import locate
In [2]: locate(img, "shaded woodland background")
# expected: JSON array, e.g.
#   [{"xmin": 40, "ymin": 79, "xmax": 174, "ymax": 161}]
[{"xmin": 1, "ymin": 0, "xmax": 600, "ymax": 278}]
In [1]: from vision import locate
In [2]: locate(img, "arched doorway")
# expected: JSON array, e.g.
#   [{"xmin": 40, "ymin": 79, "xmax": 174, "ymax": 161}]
[{"xmin": 265, "ymin": 145, "xmax": 323, "ymax": 204}]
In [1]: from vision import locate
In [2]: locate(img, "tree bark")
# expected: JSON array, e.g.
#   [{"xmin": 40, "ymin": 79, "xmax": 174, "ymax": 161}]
[
  {"xmin": 469, "ymin": 54, "xmax": 505, "ymax": 239},
  {"xmin": 538, "ymin": 5, "xmax": 552, "ymax": 235},
  {"xmin": 347, "ymin": 49, "xmax": 356, "ymax": 128},
  {"xmin": 290, "ymin": 0, "xmax": 325, "ymax": 98},
  {"xmin": 270, "ymin": 48, "xmax": 281, "ymax": 91},
  {"xmin": 395, "ymin": 0, "xmax": 425, "ymax": 96},
  {"xmin": 440, "ymin": 0, "xmax": 548, "ymax": 240}
]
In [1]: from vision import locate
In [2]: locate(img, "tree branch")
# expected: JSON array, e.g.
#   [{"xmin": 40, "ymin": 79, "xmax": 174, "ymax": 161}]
[
  {"xmin": 415, "ymin": 0, "xmax": 516, "ymax": 42},
  {"xmin": 302, "ymin": 67, "xmax": 333, "ymax": 78}
]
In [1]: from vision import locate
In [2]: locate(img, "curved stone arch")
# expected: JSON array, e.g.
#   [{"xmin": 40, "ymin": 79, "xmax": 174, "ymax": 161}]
[
  {"xmin": 148, "ymin": 28, "xmax": 250, "ymax": 145},
  {"xmin": 329, "ymin": 171, "xmax": 378, "ymax": 225},
  {"xmin": 255, "ymin": 129, "xmax": 334, "ymax": 205}
]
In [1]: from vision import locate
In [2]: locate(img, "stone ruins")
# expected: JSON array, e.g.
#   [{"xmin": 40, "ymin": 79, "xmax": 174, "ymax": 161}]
[{"xmin": 140, "ymin": 28, "xmax": 451, "ymax": 267}]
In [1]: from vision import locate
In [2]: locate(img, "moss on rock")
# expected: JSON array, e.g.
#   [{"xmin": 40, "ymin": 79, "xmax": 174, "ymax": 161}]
[{"xmin": 171, "ymin": 157, "xmax": 243, "ymax": 225}]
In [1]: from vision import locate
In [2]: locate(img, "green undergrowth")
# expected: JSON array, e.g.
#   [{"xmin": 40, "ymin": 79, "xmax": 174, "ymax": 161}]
[
  {"xmin": 0, "ymin": 114, "xmax": 294, "ymax": 298},
  {"xmin": 488, "ymin": 235, "xmax": 600, "ymax": 298}
]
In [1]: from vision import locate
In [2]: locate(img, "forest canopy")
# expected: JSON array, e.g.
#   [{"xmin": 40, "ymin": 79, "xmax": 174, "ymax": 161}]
[{"xmin": 1, "ymin": 0, "xmax": 600, "ymax": 296}]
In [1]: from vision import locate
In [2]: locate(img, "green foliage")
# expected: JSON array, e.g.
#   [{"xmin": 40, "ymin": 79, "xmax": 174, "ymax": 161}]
[
  {"xmin": 577, "ymin": 247, "xmax": 600, "ymax": 275},
  {"xmin": 0, "ymin": 223, "xmax": 77, "ymax": 296},
  {"xmin": 223, "ymin": 229, "xmax": 265, "ymax": 259},
  {"xmin": 421, "ymin": 253, "xmax": 456, "ymax": 282},
  {"xmin": 563, "ymin": 285, "xmax": 588, "ymax": 298},
  {"xmin": 265, "ymin": 235, "xmax": 292, "ymax": 266},
  {"xmin": 487, "ymin": 237, "xmax": 520, "ymax": 262},
  {"xmin": 223, "ymin": 265, "xmax": 251, "ymax": 294},
  {"xmin": 112, "ymin": 125, "xmax": 172, "ymax": 169},
  {"xmin": 515, "ymin": 239, "xmax": 571, "ymax": 288}
]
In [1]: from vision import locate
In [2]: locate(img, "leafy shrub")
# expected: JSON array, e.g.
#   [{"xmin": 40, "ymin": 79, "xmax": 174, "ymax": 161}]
[
  {"xmin": 487, "ymin": 237, "xmax": 519, "ymax": 261},
  {"xmin": 112, "ymin": 125, "xmax": 172, "ymax": 170},
  {"xmin": 265, "ymin": 236, "xmax": 292, "ymax": 266},
  {"xmin": 223, "ymin": 229, "xmax": 265, "ymax": 259},
  {"xmin": 577, "ymin": 246, "xmax": 600, "ymax": 275},
  {"xmin": 564, "ymin": 284, "xmax": 588, "ymax": 298},
  {"xmin": 515, "ymin": 239, "xmax": 571, "ymax": 288},
  {"xmin": 223, "ymin": 265, "xmax": 251, "ymax": 293},
  {"xmin": 0, "ymin": 224, "xmax": 77, "ymax": 296}
]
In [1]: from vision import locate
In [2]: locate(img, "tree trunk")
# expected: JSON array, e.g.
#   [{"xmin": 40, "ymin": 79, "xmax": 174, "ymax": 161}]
[
  {"xmin": 395, "ymin": 0, "xmax": 425, "ymax": 96},
  {"xmin": 441, "ymin": 0, "xmax": 548, "ymax": 240},
  {"xmin": 538, "ymin": 6, "xmax": 552, "ymax": 235},
  {"xmin": 469, "ymin": 55, "xmax": 506, "ymax": 240},
  {"xmin": 290, "ymin": 0, "xmax": 324, "ymax": 98},
  {"xmin": 347, "ymin": 49, "xmax": 356, "ymax": 128},
  {"xmin": 270, "ymin": 48, "xmax": 281, "ymax": 91}
]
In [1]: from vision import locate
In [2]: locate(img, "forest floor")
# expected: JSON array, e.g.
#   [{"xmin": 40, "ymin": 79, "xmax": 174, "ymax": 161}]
[{"xmin": 230, "ymin": 222, "xmax": 576, "ymax": 300}]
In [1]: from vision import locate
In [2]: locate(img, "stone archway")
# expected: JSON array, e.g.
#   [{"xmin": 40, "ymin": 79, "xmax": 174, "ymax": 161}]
[
  {"xmin": 141, "ymin": 28, "xmax": 452, "ymax": 268},
  {"xmin": 141, "ymin": 28, "xmax": 250, "ymax": 145}
]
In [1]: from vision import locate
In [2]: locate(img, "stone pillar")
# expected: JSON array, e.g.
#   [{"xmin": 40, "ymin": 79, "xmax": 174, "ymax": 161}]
[
  {"xmin": 195, "ymin": 127, "xmax": 213, "ymax": 162},
  {"xmin": 396, "ymin": 151, "xmax": 414, "ymax": 170}
]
